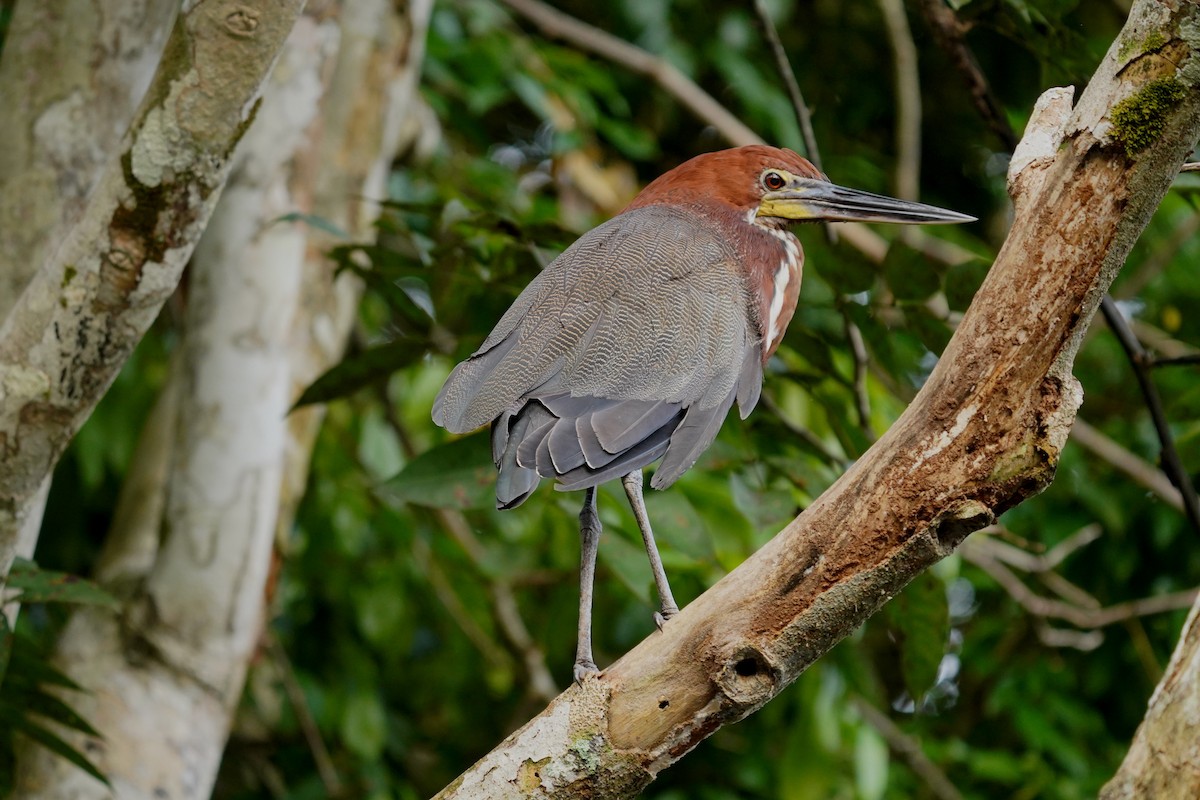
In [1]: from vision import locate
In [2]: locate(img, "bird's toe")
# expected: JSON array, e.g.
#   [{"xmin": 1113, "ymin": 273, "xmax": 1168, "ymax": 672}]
[
  {"xmin": 573, "ymin": 660, "xmax": 600, "ymax": 684},
  {"xmin": 653, "ymin": 606, "xmax": 680, "ymax": 630}
]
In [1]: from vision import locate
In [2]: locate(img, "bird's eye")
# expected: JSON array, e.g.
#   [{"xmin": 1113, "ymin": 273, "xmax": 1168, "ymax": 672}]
[{"xmin": 762, "ymin": 171, "xmax": 786, "ymax": 191}]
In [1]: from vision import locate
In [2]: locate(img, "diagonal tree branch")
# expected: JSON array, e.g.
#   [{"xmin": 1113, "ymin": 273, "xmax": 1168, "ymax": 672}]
[{"xmin": 434, "ymin": 2, "xmax": 1200, "ymax": 796}]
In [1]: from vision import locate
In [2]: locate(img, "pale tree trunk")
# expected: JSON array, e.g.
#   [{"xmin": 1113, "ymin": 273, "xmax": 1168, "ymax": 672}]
[
  {"xmin": 12, "ymin": 0, "xmax": 435, "ymax": 797},
  {"xmin": 0, "ymin": 0, "xmax": 307, "ymax": 597},
  {"xmin": 1101, "ymin": 593, "xmax": 1200, "ymax": 799},
  {"xmin": 434, "ymin": 1, "xmax": 1200, "ymax": 796},
  {"xmin": 0, "ymin": 0, "xmax": 176, "ymax": 618}
]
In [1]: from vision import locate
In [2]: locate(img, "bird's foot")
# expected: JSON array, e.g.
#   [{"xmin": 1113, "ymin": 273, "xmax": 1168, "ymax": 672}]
[
  {"xmin": 653, "ymin": 605, "xmax": 680, "ymax": 630},
  {"xmin": 573, "ymin": 659, "xmax": 600, "ymax": 684}
]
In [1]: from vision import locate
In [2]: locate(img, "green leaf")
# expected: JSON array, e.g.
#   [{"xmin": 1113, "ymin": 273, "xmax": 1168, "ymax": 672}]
[
  {"xmin": 642, "ymin": 487, "xmax": 712, "ymax": 563},
  {"xmin": 944, "ymin": 258, "xmax": 992, "ymax": 311},
  {"xmin": 7, "ymin": 560, "xmax": 118, "ymax": 610},
  {"xmin": 820, "ymin": 245, "xmax": 878, "ymax": 295},
  {"xmin": 908, "ymin": 309, "xmax": 954, "ymax": 355},
  {"xmin": 376, "ymin": 432, "xmax": 495, "ymax": 510},
  {"xmin": 888, "ymin": 571, "xmax": 949, "ymax": 702},
  {"xmin": 882, "ymin": 240, "xmax": 941, "ymax": 302},
  {"xmin": 0, "ymin": 613, "xmax": 10, "ymax": 687},
  {"xmin": 21, "ymin": 689, "xmax": 102, "ymax": 738},
  {"xmin": 12, "ymin": 716, "xmax": 109, "ymax": 787},
  {"xmin": 340, "ymin": 691, "xmax": 388, "ymax": 760},
  {"xmin": 853, "ymin": 724, "xmax": 889, "ymax": 800},
  {"xmin": 292, "ymin": 339, "xmax": 428, "ymax": 409}
]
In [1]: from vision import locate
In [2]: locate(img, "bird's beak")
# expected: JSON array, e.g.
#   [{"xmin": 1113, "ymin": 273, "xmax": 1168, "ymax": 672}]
[{"xmin": 759, "ymin": 177, "xmax": 975, "ymax": 225}]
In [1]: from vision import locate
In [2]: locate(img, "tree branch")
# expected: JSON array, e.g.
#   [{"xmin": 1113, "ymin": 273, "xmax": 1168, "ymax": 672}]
[
  {"xmin": 751, "ymin": 0, "xmax": 837, "ymax": 246},
  {"xmin": 494, "ymin": 0, "xmax": 969, "ymax": 270},
  {"xmin": 852, "ymin": 696, "xmax": 964, "ymax": 800},
  {"xmin": 497, "ymin": 0, "xmax": 759, "ymax": 147},
  {"xmin": 878, "ymin": 0, "xmax": 923, "ymax": 203},
  {"xmin": 915, "ymin": 0, "xmax": 1019, "ymax": 151},
  {"xmin": 1102, "ymin": 594, "xmax": 1200, "ymax": 799},
  {"xmin": 1100, "ymin": 296, "xmax": 1200, "ymax": 535},
  {"xmin": 434, "ymin": 2, "xmax": 1200, "ymax": 796},
  {"xmin": 1069, "ymin": 418, "xmax": 1184, "ymax": 512}
]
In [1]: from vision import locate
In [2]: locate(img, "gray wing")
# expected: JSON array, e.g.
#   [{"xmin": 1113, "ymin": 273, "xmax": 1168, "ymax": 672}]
[{"xmin": 432, "ymin": 204, "xmax": 764, "ymax": 507}]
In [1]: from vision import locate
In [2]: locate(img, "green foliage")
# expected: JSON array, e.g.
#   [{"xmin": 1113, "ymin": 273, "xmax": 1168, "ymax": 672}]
[
  {"xmin": 0, "ymin": 562, "xmax": 117, "ymax": 793},
  {"xmin": 6, "ymin": 559, "xmax": 120, "ymax": 611},
  {"xmin": 886, "ymin": 572, "xmax": 951, "ymax": 704}
]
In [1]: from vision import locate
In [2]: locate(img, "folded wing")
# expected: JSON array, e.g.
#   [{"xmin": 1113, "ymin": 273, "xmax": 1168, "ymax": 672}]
[{"xmin": 432, "ymin": 204, "xmax": 764, "ymax": 508}]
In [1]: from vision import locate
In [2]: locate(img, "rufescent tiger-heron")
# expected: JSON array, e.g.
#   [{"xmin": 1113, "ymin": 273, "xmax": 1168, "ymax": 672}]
[{"xmin": 432, "ymin": 145, "xmax": 973, "ymax": 681}]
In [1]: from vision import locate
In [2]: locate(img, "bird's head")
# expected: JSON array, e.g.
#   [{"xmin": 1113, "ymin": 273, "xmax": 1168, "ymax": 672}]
[{"xmin": 626, "ymin": 144, "xmax": 974, "ymax": 227}]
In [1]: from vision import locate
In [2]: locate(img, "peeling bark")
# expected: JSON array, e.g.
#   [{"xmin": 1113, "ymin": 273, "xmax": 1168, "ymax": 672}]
[
  {"xmin": 0, "ymin": 0, "xmax": 307, "ymax": 596},
  {"xmin": 434, "ymin": 1, "xmax": 1200, "ymax": 796}
]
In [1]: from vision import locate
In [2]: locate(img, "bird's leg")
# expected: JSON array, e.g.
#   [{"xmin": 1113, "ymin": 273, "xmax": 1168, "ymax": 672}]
[
  {"xmin": 574, "ymin": 487, "xmax": 602, "ymax": 682},
  {"xmin": 622, "ymin": 469, "xmax": 680, "ymax": 628}
]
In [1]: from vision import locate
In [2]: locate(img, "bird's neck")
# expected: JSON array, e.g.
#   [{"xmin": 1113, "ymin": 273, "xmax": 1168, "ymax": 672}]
[{"xmin": 735, "ymin": 209, "xmax": 804, "ymax": 361}]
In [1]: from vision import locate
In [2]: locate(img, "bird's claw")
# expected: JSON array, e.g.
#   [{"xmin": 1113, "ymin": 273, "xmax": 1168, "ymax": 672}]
[
  {"xmin": 573, "ymin": 659, "xmax": 600, "ymax": 684},
  {"xmin": 654, "ymin": 606, "xmax": 680, "ymax": 630}
]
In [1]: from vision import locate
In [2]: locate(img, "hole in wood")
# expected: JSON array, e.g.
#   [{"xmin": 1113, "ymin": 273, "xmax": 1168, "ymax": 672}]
[{"xmin": 734, "ymin": 657, "xmax": 760, "ymax": 677}]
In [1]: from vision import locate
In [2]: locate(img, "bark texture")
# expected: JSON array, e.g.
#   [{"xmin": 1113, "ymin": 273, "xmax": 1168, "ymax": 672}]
[
  {"xmin": 0, "ymin": 0, "xmax": 177, "ymax": 319},
  {"xmin": 0, "ymin": 0, "xmax": 177, "ymax": 618},
  {"xmin": 1101, "ymin": 594, "xmax": 1200, "ymax": 797},
  {"xmin": 0, "ymin": 0, "xmax": 307, "ymax": 595},
  {"xmin": 435, "ymin": 1, "xmax": 1200, "ymax": 796},
  {"xmin": 12, "ymin": 0, "xmax": 434, "ymax": 796}
]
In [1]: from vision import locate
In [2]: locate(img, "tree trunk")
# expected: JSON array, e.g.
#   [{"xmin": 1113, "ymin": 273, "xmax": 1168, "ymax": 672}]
[
  {"xmin": 12, "ymin": 0, "xmax": 435, "ymax": 796},
  {"xmin": 0, "ymin": 0, "xmax": 306, "ymax": 598},
  {"xmin": 0, "ymin": 0, "xmax": 177, "ymax": 622},
  {"xmin": 433, "ymin": 1, "xmax": 1200, "ymax": 796},
  {"xmin": 1100, "ymin": 593, "xmax": 1200, "ymax": 799}
]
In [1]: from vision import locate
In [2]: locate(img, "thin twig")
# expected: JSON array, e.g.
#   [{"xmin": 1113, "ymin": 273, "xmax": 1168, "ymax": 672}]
[
  {"xmin": 972, "ymin": 523, "xmax": 1103, "ymax": 573},
  {"xmin": 412, "ymin": 533, "xmax": 512, "ymax": 668},
  {"xmin": 877, "ymin": 0, "xmax": 922, "ymax": 204},
  {"xmin": 1113, "ymin": 211, "xmax": 1200, "ymax": 300},
  {"xmin": 966, "ymin": 549, "xmax": 1199, "ymax": 630},
  {"xmin": 1035, "ymin": 624, "xmax": 1103, "ymax": 651},
  {"xmin": 760, "ymin": 392, "xmax": 850, "ymax": 467},
  {"xmin": 1131, "ymin": 319, "xmax": 1200, "ymax": 360},
  {"xmin": 751, "ymin": 0, "xmax": 837, "ymax": 246},
  {"xmin": 1100, "ymin": 295, "xmax": 1200, "ymax": 536},
  {"xmin": 496, "ymin": 0, "xmax": 973, "ymax": 271},
  {"xmin": 1070, "ymin": 418, "xmax": 1184, "ymax": 512},
  {"xmin": 266, "ymin": 631, "xmax": 343, "ymax": 797},
  {"xmin": 1181, "ymin": 161, "xmax": 1200, "ymax": 171},
  {"xmin": 498, "ymin": 0, "xmax": 761, "ymax": 146},
  {"xmin": 1037, "ymin": 570, "xmax": 1102, "ymax": 610},
  {"xmin": 853, "ymin": 697, "xmax": 964, "ymax": 800},
  {"xmin": 843, "ymin": 313, "xmax": 877, "ymax": 439},
  {"xmin": 380, "ymin": 385, "xmax": 560, "ymax": 702},
  {"xmin": 1153, "ymin": 353, "xmax": 1200, "ymax": 368},
  {"xmin": 914, "ymin": 0, "xmax": 1019, "ymax": 151}
]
